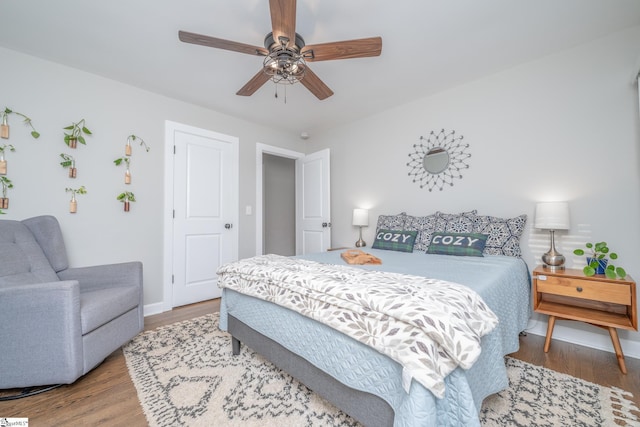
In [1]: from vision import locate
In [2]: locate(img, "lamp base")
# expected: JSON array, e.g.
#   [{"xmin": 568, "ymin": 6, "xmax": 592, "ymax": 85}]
[
  {"xmin": 542, "ymin": 262, "xmax": 565, "ymax": 271},
  {"xmin": 541, "ymin": 230, "xmax": 565, "ymax": 271},
  {"xmin": 355, "ymin": 226, "xmax": 366, "ymax": 247}
]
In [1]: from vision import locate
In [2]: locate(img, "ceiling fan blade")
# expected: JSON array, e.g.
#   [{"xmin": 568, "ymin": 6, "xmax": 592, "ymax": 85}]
[
  {"xmin": 269, "ymin": 0, "xmax": 296, "ymax": 46},
  {"xmin": 299, "ymin": 66, "xmax": 334, "ymax": 100},
  {"xmin": 303, "ymin": 37, "xmax": 382, "ymax": 62},
  {"xmin": 179, "ymin": 30, "xmax": 268, "ymax": 56},
  {"xmin": 236, "ymin": 70, "xmax": 272, "ymax": 96}
]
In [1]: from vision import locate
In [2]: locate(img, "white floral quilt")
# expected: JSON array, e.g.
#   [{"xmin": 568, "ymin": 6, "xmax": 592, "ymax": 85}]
[{"xmin": 217, "ymin": 254, "xmax": 498, "ymax": 398}]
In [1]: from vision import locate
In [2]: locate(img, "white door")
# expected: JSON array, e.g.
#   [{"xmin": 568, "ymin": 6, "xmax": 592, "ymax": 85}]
[
  {"xmin": 295, "ymin": 149, "xmax": 331, "ymax": 254},
  {"xmin": 169, "ymin": 123, "xmax": 238, "ymax": 307}
]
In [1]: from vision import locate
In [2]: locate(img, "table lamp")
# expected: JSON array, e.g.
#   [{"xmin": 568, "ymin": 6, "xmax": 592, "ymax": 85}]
[
  {"xmin": 352, "ymin": 208, "xmax": 369, "ymax": 247},
  {"xmin": 534, "ymin": 202, "xmax": 570, "ymax": 270}
]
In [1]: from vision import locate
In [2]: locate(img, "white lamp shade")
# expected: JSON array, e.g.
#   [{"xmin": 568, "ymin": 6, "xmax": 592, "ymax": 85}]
[
  {"xmin": 534, "ymin": 202, "xmax": 570, "ymax": 230},
  {"xmin": 352, "ymin": 208, "xmax": 369, "ymax": 226}
]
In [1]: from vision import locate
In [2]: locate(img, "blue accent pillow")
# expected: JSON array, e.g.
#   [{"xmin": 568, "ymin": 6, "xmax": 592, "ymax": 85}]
[
  {"xmin": 426, "ymin": 232, "xmax": 488, "ymax": 257},
  {"xmin": 372, "ymin": 229, "xmax": 418, "ymax": 252}
]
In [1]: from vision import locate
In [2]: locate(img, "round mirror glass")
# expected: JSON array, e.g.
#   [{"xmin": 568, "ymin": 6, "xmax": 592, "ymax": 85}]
[{"xmin": 423, "ymin": 148, "xmax": 450, "ymax": 174}]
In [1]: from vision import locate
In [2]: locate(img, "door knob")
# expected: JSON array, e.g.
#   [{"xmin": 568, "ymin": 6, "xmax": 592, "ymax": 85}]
[{"xmin": 225, "ymin": 223, "xmax": 232, "ymax": 229}]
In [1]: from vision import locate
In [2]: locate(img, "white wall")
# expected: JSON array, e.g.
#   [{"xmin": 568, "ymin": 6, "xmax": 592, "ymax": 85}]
[
  {"xmin": 0, "ymin": 47, "xmax": 299, "ymax": 309},
  {"xmin": 306, "ymin": 26, "xmax": 640, "ymax": 357}
]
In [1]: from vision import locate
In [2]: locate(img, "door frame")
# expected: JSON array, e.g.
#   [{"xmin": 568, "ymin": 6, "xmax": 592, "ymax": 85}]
[
  {"xmin": 255, "ymin": 143, "xmax": 304, "ymax": 255},
  {"xmin": 163, "ymin": 120, "xmax": 239, "ymax": 311}
]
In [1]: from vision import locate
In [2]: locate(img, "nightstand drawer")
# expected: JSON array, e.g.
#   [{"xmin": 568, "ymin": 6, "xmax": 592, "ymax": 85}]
[{"xmin": 536, "ymin": 275, "xmax": 631, "ymax": 305}]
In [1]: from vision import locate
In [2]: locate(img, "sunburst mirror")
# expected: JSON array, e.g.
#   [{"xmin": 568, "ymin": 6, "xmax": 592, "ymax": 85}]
[{"xmin": 407, "ymin": 129, "xmax": 470, "ymax": 191}]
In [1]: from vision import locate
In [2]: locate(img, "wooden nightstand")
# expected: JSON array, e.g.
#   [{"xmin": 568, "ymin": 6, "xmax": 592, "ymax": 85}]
[{"xmin": 532, "ymin": 266, "xmax": 637, "ymax": 373}]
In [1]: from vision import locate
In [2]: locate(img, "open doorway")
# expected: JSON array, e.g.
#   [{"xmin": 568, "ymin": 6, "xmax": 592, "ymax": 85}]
[
  {"xmin": 256, "ymin": 143, "xmax": 331, "ymax": 256},
  {"xmin": 263, "ymin": 153, "xmax": 295, "ymax": 255},
  {"xmin": 255, "ymin": 143, "xmax": 304, "ymax": 256}
]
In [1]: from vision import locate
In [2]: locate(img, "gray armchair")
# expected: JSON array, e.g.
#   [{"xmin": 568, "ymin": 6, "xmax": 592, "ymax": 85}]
[{"xmin": 0, "ymin": 215, "xmax": 143, "ymax": 390}]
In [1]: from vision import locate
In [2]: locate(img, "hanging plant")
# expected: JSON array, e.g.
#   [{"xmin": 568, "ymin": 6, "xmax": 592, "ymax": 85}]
[
  {"xmin": 0, "ymin": 176, "xmax": 13, "ymax": 209},
  {"xmin": 63, "ymin": 119, "xmax": 92, "ymax": 148},
  {"xmin": 60, "ymin": 153, "xmax": 77, "ymax": 178},
  {"xmin": 114, "ymin": 156, "xmax": 132, "ymax": 184},
  {"xmin": 0, "ymin": 144, "xmax": 15, "ymax": 175},
  {"xmin": 1, "ymin": 108, "xmax": 40, "ymax": 140},
  {"xmin": 65, "ymin": 185, "xmax": 87, "ymax": 213},
  {"xmin": 117, "ymin": 191, "xmax": 136, "ymax": 212},
  {"xmin": 125, "ymin": 134, "xmax": 150, "ymax": 156}
]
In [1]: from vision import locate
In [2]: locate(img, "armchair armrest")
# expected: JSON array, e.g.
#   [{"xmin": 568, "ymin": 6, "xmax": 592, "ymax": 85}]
[
  {"xmin": 0, "ymin": 281, "xmax": 84, "ymax": 387},
  {"xmin": 57, "ymin": 261, "xmax": 143, "ymax": 292}
]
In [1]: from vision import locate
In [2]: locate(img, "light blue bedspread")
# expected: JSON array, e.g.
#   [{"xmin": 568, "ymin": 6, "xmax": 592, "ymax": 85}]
[{"xmin": 219, "ymin": 250, "xmax": 531, "ymax": 426}]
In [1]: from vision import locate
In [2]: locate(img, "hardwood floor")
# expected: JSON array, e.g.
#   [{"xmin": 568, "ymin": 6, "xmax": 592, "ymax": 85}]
[{"xmin": 1, "ymin": 298, "xmax": 638, "ymax": 426}]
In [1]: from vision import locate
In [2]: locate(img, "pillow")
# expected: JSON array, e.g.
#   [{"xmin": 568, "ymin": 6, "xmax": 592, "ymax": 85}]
[
  {"xmin": 375, "ymin": 212, "xmax": 407, "ymax": 232},
  {"xmin": 427, "ymin": 232, "xmax": 488, "ymax": 257},
  {"xmin": 403, "ymin": 214, "xmax": 437, "ymax": 252},
  {"xmin": 472, "ymin": 214, "xmax": 527, "ymax": 257},
  {"xmin": 433, "ymin": 210, "xmax": 477, "ymax": 234},
  {"xmin": 372, "ymin": 229, "xmax": 418, "ymax": 252}
]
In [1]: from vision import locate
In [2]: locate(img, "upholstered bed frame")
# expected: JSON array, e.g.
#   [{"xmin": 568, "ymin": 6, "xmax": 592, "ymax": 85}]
[{"xmin": 228, "ymin": 314, "xmax": 394, "ymax": 426}]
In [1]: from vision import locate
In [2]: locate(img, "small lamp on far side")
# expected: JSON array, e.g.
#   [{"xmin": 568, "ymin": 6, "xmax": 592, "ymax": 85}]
[
  {"xmin": 534, "ymin": 202, "xmax": 570, "ymax": 270},
  {"xmin": 352, "ymin": 208, "xmax": 369, "ymax": 247}
]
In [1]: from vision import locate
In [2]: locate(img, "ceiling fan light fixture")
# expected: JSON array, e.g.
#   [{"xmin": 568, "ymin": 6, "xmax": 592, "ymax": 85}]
[{"xmin": 262, "ymin": 47, "xmax": 306, "ymax": 85}]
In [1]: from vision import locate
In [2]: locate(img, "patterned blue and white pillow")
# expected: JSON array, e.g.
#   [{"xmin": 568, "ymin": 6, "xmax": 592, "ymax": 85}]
[
  {"xmin": 432, "ymin": 211, "xmax": 477, "ymax": 242},
  {"xmin": 404, "ymin": 214, "xmax": 438, "ymax": 252},
  {"xmin": 375, "ymin": 212, "xmax": 407, "ymax": 232},
  {"xmin": 472, "ymin": 214, "xmax": 527, "ymax": 257}
]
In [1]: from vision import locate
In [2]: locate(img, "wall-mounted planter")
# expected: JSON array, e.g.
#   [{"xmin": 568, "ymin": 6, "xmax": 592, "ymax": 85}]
[
  {"xmin": 60, "ymin": 153, "xmax": 77, "ymax": 178},
  {"xmin": 63, "ymin": 119, "xmax": 91, "ymax": 148},
  {"xmin": 0, "ymin": 176, "xmax": 13, "ymax": 208},
  {"xmin": 1, "ymin": 115, "xmax": 8, "ymax": 139},
  {"xmin": 1, "ymin": 108, "xmax": 40, "ymax": 140},
  {"xmin": 117, "ymin": 191, "xmax": 135, "ymax": 212},
  {"xmin": 114, "ymin": 156, "xmax": 131, "ymax": 184},
  {"xmin": 126, "ymin": 134, "xmax": 150, "ymax": 155},
  {"xmin": 0, "ymin": 144, "xmax": 15, "ymax": 175},
  {"xmin": 65, "ymin": 186, "xmax": 87, "ymax": 214}
]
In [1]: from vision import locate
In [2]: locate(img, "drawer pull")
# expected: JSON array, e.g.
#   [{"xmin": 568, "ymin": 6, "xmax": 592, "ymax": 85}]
[{"xmin": 576, "ymin": 287, "xmax": 583, "ymax": 292}]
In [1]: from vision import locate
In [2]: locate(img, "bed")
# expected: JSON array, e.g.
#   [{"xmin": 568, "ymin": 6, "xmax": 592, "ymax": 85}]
[{"xmin": 217, "ymin": 211, "xmax": 531, "ymax": 426}]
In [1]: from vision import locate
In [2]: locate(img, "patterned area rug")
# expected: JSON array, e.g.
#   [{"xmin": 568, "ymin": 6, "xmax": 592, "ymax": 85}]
[{"xmin": 123, "ymin": 313, "xmax": 640, "ymax": 427}]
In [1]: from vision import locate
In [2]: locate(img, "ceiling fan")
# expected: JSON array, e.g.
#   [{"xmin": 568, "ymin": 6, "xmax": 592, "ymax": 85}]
[{"xmin": 178, "ymin": 0, "xmax": 382, "ymax": 100}]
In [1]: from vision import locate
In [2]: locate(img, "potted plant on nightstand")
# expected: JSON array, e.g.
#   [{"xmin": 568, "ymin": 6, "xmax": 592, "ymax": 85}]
[
  {"xmin": 63, "ymin": 119, "xmax": 92, "ymax": 148},
  {"xmin": 573, "ymin": 241, "xmax": 626, "ymax": 279}
]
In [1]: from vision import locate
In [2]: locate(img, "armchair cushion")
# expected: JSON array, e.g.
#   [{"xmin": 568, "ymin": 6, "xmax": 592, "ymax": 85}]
[
  {"xmin": 0, "ymin": 220, "xmax": 59, "ymax": 286},
  {"xmin": 22, "ymin": 215, "xmax": 69, "ymax": 272},
  {"xmin": 80, "ymin": 286, "xmax": 139, "ymax": 334}
]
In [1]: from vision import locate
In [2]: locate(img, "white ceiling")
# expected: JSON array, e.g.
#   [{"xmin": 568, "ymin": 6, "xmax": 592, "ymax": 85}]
[{"xmin": 1, "ymin": 1, "xmax": 639, "ymax": 136}]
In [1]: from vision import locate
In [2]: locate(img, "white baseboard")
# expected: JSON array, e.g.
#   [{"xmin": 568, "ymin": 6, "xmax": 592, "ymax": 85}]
[
  {"xmin": 526, "ymin": 318, "xmax": 640, "ymax": 360},
  {"xmin": 143, "ymin": 302, "xmax": 166, "ymax": 317}
]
